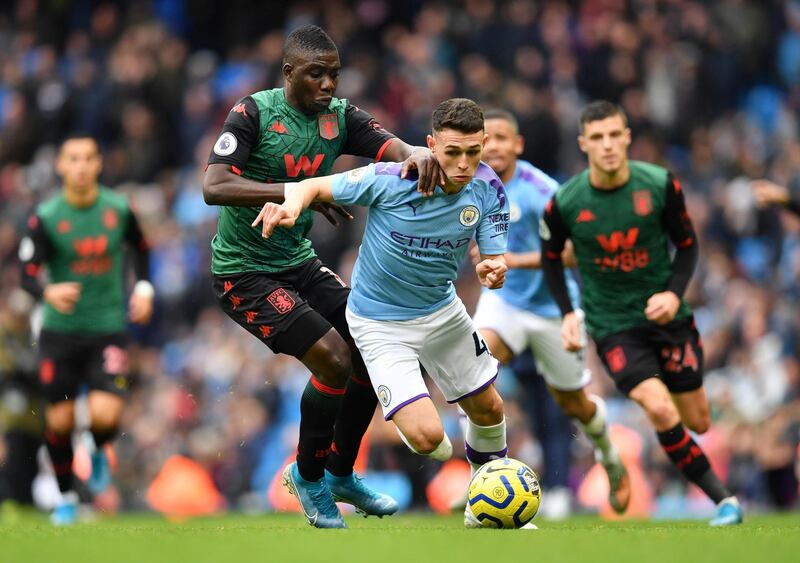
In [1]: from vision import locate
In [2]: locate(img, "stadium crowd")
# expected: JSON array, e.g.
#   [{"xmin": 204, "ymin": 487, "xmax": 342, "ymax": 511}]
[{"xmin": 1, "ymin": 0, "xmax": 799, "ymax": 517}]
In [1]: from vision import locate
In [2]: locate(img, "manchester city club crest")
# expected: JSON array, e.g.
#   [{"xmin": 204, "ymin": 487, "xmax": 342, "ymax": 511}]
[
  {"xmin": 377, "ymin": 385, "xmax": 391, "ymax": 407},
  {"xmin": 459, "ymin": 205, "xmax": 480, "ymax": 227}
]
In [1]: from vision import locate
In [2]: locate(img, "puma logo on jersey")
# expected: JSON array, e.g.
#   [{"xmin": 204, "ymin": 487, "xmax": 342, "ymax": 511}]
[
  {"xmin": 576, "ymin": 209, "xmax": 596, "ymax": 223},
  {"xmin": 406, "ymin": 201, "xmax": 422, "ymax": 216},
  {"xmin": 270, "ymin": 121, "xmax": 287, "ymax": 134}
]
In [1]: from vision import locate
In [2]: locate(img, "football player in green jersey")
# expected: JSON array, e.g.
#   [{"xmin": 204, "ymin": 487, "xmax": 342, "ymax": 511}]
[
  {"xmin": 20, "ymin": 133, "xmax": 153, "ymax": 525},
  {"xmin": 202, "ymin": 25, "xmax": 442, "ymax": 528},
  {"xmin": 540, "ymin": 101, "xmax": 742, "ymax": 526}
]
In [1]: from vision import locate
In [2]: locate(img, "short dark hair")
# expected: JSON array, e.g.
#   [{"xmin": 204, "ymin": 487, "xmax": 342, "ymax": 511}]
[
  {"xmin": 432, "ymin": 98, "xmax": 484, "ymax": 134},
  {"xmin": 283, "ymin": 25, "xmax": 337, "ymax": 63},
  {"xmin": 579, "ymin": 100, "xmax": 628, "ymax": 132},
  {"xmin": 59, "ymin": 131, "xmax": 98, "ymax": 150},
  {"xmin": 483, "ymin": 108, "xmax": 519, "ymax": 132}
]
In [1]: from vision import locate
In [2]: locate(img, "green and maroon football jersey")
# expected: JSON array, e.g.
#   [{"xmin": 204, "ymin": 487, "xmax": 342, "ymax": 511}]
[
  {"xmin": 541, "ymin": 161, "xmax": 695, "ymax": 339},
  {"xmin": 22, "ymin": 188, "xmax": 146, "ymax": 334},
  {"xmin": 207, "ymin": 88, "xmax": 395, "ymax": 274}
]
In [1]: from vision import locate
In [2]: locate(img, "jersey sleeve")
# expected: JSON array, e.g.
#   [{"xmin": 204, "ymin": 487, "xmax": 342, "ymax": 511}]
[
  {"xmin": 207, "ymin": 96, "xmax": 260, "ymax": 172},
  {"xmin": 662, "ymin": 173, "xmax": 698, "ymax": 297},
  {"xmin": 475, "ymin": 182, "xmax": 509, "ymax": 255},
  {"xmin": 330, "ymin": 164, "xmax": 390, "ymax": 207},
  {"xmin": 19, "ymin": 213, "xmax": 50, "ymax": 299},
  {"xmin": 540, "ymin": 196, "xmax": 574, "ymax": 316},
  {"xmin": 123, "ymin": 208, "xmax": 151, "ymax": 282},
  {"xmin": 341, "ymin": 104, "xmax": 396, "ymax": 160}
]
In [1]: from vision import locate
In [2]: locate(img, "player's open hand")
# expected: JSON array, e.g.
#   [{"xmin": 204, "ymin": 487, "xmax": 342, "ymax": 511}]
[
  {"xmin": 43, "ymin": 282, "xmax": 81, "ymax": 314},
  {"xmin": 645, "ymin": 291, "xmax": 680, "ymax": 325},
  {"xmin": 476, "ymin": 258, "xmax": 507, "ymax": 289},
  {"xmin": 560, "ymin": 311, "xmax": 584, "ymax": 352},
  {"xmin": 310, "ymin": 201, "xmax": 353, "ymax": 227},
  {"xmin": 128, "ymin": 292, "xmax": 153, "ymax": 324},
  {"xmin": 251, "ymin": 202, "xmax": 299, "ymax": 238},
  {"xmin": 751, "ymin": 179, "xmax": 790, "ymax": 208},
  {"xmin": 401, "ymin": 147, "xmax": 446, "ymax": 197}
]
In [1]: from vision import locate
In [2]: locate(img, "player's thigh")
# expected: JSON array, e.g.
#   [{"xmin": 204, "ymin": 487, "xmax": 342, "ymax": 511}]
[
  {"xmin": 390, "ymin": 396, "xmax": 444, "ymax": 449},
  {"xmin": 419, "ymin": 299, "xmax": 499, "ymax": 405},
  {"xmin": 654, "ymin": 316, "xmax": 704, "ymax": 395},
  {"xmin": 38, "ymin": 329, "xmax": 84, "ymax": 406},
  {"xmin": 628, "ymin": 377, "xmax": 682, "ymax": 430},
  {"xmin": 526, "ymin": 313, "xmax": 590, "ymax": 392},
  {"xmin": 594, "ymin": 328, "xmax": 661, "ymax": 396},
  {"xmin": 86, "ymin": 333, "xmax": 131, "ymax": 398},
  {"xmin": 45, "ymin": 400, "xmax": 76, "ymax": 434},
  {"xmin": 472, "ymin": 291, "xmax": 527, "ymax": 362},
  {"xmin": 345, "ymin": 307, "xmax": 428, "ymax": 420},
  {"xmin": 213, "ymin": 272, "xmax": 332, "ymax": 359},
  {"xmin": 299, "ymin": 259, "xmax": 351, "ymax": 335}
]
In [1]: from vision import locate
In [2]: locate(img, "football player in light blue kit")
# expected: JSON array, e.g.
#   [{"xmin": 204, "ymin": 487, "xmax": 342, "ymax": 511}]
[
  {"xmin": 254, "ymin": 99, "xmax": 512, "ymax": 525},
  {"xmin": 471, "ymin": 109, "xmax": 630, "ymax": 515}
]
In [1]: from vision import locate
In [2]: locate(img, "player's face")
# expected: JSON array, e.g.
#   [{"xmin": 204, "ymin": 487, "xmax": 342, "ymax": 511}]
[
  {"xmin": 56, "ymin": 138, "xmax": 102, "ymax": 191},
  {"xmin": 578, "ymin": 114, "xmax": 631, "ymax": 175},
  {"xmin": 284, "ymin": 50, "xmax": 341, "ymax": 114},
  {"xmin": 427, "ymin": 128, "xmax": 487, "ymax": 190},
  {"xmin": 483, "ymin": 118, "xmax": 523, "ymax": 177}
]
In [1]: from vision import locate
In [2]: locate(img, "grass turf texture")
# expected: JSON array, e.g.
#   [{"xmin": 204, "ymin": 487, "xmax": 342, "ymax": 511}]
[{"xmin": 2, "ymin": 512, "xmax": 799, "ymax": 563}]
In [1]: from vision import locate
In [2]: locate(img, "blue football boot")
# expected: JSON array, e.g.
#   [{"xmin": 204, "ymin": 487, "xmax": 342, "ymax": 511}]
[
  {"xmin": 709, "ymin": 497, "xmax": 743, "ymax": 527},
  {"xmin": 51, "ymin": 491, "xmax": 78, "ymax": 526},
  {"xmin": 282, "ymin": 463, "xmax": 347, "ymax": 529},
  {"xmin": 88, "ymin": 448, "xmax": 112, "ymax": 495},
  {"xmin": 325, "ymin": 470, "xmax": 399, "ymax": 518}
]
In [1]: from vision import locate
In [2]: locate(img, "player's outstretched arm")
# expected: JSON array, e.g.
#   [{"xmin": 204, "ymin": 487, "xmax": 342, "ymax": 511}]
[
  {"xmin": 752, "ymin": 178, "xmax": 800, "ymax": 217},
  {"xmin": 476, "ymin": 254, "xmax": 507, "ymax": 289},
  {"xmin": 203, "ymin": 164, "xmax": 288, "ymax": 207},
  {"xmin": 252, "ymin": 176, "xmax": 336, "ymax": 238}
]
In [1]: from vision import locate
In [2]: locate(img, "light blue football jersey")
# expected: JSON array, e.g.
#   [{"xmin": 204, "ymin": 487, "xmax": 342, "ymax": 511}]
[
  {"xmin": 492, "ymin": 160, "xmax": 580, "ymax": 317},
  {"xmin": 330, "ymin": 161, "xmax": 509, "ymax": 320}
]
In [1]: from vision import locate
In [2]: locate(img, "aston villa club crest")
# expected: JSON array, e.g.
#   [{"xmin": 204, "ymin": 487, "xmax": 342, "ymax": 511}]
[
  {"xmin": 632, "ymin": 190, "xmax": 652, "ymax": 216},
  {"xmin": 318, "ymin": 113, "xmax": 339, "ymax": 140},
  {"xmin": 103, "ymin": 208, "xmax": 118, "ymax": 230}
]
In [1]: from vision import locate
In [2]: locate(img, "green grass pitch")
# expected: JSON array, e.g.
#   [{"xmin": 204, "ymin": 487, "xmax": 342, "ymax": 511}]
[{"xmin": 2, "ymin": 512, "xmax": 799, "ymax": 563}]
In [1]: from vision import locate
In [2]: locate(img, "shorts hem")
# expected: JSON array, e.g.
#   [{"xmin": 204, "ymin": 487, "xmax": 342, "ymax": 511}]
[
  {"xmin": 385, "ymin": 393, "xmax": 430, "ymax": 420},
  {"xmin": 447, "ymin": 371, "xmax": 498, "ymax": 404}
]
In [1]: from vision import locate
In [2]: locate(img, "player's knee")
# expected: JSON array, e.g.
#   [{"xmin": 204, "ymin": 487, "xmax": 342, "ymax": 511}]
[
  {"xmin": 46, "ymin": 403, "xmax": 75, "ymax": 435},
  {"xmin": 469, "ymin": 392, "xmax": 504, "ymax": 426},
  {"xmin": 405, "ymin": 425, "xmax": 445, "ymax": 455},
  {"xmin": 640, "ymin": 396, "xmax": 679, "ymax": 428},
  {"xmin": 90, "ymin": 410, "xmax": 121, "ymax": 433},
  {"xmin": 685, "ymin": 414, "xmax": 710, "ymax": 435},
  {"xmin": 310, "ymin": 337, "xmax": 353, "ymax": 388}
]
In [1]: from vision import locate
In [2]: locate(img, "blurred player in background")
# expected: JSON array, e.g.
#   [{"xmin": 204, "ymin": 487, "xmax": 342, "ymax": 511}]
[
  {"xmin": 540, "ymin": 101, "xmax": 742, "ymax": 526},
  {"xmin": 0, "ymin": 289, "xmax": 41, "ymax": 512},
  {"xmin": 752, "ymin": 179, "xmax": 800, "ymax": 217},
  {"xmin": 470, "ymin": 109, "xmax": 630, "ymax": 516},
  {"xmin": 253, "ymin": 98, "xmax": 511, "ymax": 529},
  {"xmin": 203, "ymin": 25, "xmax": 442, "ymax": 528},
  {"xmin": 19, "ymin": 133, "xmax": 153, "ymax": 525}
]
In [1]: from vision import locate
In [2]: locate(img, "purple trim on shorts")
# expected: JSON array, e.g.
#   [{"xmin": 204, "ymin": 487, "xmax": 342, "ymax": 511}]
[
  {"xmin": 446, "ymin": 370, "xmax": 498, "ymax": 404},
  {"xmin": 465, "ymin": 443, "xmax": 509, "ymax": 465},
  {"xmin": 384, "ymin": 393, "xmax": 430, "ymax": 420}
]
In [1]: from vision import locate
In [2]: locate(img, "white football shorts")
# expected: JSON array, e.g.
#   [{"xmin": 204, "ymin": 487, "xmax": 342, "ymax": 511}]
[
  {"xmin": 472, "ymin": 291, "xmax": 590, "ymax": 391},
  {"xmin": 346, "ymin": 297, "xmax": 499, "ymax": 419}
]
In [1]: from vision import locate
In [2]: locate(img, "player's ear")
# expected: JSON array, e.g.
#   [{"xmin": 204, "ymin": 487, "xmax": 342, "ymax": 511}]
[
  {"xmin": 282, "ymin": 62, "xmax": 293, "ymax": 82},
  {"xmin": 481, "ymin": 132, "xmax": 488, "ymax": 147},
  {"xmin": 426, "ymin": 134, "xmax": 435, "ymax": 152},
  {"xmin": 515, "ymin": 134, "xmax": 524, "ymax": 156},
  {"xmin": 577, "ymin": 135, "xmax": 587, "ymax": 154},
  {"xmin": 623, "ymin": 128, "xmax": 632, "ymax": 149}
]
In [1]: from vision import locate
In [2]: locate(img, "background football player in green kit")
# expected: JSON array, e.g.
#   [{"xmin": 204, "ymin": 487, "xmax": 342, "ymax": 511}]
[
  {"xmin": 203, "ymin": 25, "xmax": 442, "ymax": 529},
  {"xmin": 540, "ymin": 101, "xmax": 743, "ymax": 527},
  {"xmin": 20, "ymin": 133, "xmax": 153, "ymax": 525}
]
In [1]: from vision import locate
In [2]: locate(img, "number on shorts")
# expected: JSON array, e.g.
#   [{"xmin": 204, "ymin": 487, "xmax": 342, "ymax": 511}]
[
  {"xmin": 320, "ymin": 266, "xmax": 347, "ymax": 287},
  {"xmin": 472, "ymin": 331, "xmax": 488, "ymax": 357}
]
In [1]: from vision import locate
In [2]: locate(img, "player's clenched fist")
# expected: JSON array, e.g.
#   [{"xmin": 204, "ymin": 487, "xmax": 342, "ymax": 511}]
[
  {"xmin": 252, "ymin": 202, "xmax": 299, "ymax": 238},
  {"xmin": 476, "ymin": 258, "xmax": 507, "ymax": 289}
]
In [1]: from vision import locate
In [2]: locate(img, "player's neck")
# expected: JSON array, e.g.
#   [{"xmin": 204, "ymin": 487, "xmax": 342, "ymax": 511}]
[
  {"xmin": 442, "ymin": 179, "xmax": 466, "ymax": 194},
  {"xmin": 63, "ymin": 183, "xmax": 99, "ymax": 208},
  {"xmin": 589, "ymin": 161, "xmax": 630, "ymax": 190},
  {"xmin": 499, "ymin": 161, "xmax": 517, "ymax": 185}
]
